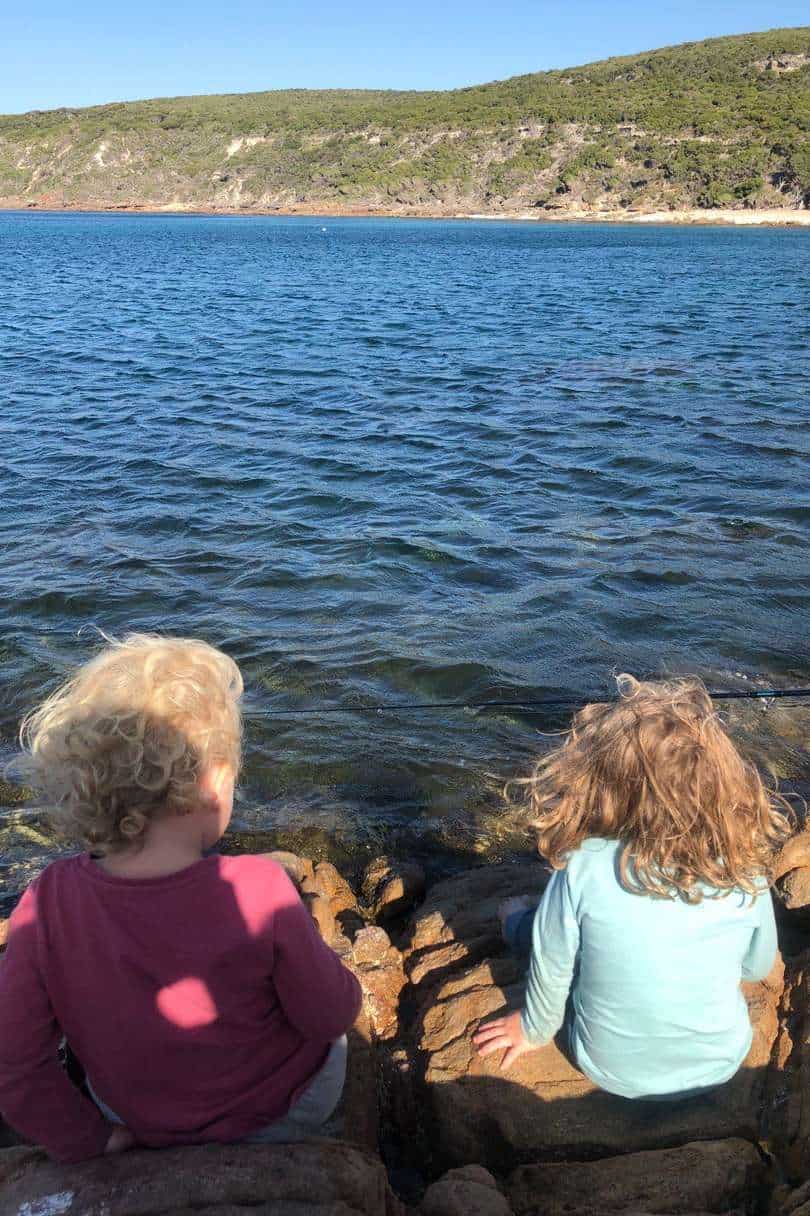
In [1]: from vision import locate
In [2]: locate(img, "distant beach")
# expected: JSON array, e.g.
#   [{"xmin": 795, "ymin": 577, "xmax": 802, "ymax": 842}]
[{"xmin": 2, "ymin": 200, "xmax": 809, "ymax": 226}]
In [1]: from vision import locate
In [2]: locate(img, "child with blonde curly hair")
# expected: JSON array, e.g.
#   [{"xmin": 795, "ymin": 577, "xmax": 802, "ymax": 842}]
[
  {"xmin": 0, "ymin": 635, "xmax": 361, "ymax": 1162},
  {"xmin": 474, "ymin": 675, "xmax": 791, "ymax": 1098}
]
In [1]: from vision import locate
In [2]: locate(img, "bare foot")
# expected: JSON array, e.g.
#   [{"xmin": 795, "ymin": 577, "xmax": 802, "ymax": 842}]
[{"xmin": 498, "ymin": 894, "xmax": 538, "ymax": 940}]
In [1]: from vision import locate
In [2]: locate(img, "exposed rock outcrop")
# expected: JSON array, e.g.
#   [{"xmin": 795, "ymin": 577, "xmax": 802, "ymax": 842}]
[
  {"xmin": 766, "ymin": 950, "xmax": 810, "ymax": 1179},
  {"xmin": 775, "ymin": 830, "xmax": 810, "ymax": 882},
  {"xmin": 774, "ymin": 827, "xmax": 810, "ymax": 917},
  {"xmin": 362, "ymin": 857, "xmax": 426, "ymax": 923},
  {"xmin": 0, "ymin": 1141, "xmax": 405, "ymax": 1216},
  {"xmin": 506, "ymin": 1138, "xmax": 766, "ymax": 1215},
  {"xmin": 1, "ymin": 844, "xmax": 807, "ymax": 1213},
  {"xmin": 774, "ymin": 1179, "xmax": 810, "ymax": 1215},
  {"xmin": 420, "ymin": 1164, "xmax": 513, "ymax": 1216},
  {"xmin": 267, "ymin": 851, "xmax": 407, "ymax": 1043},
  {"xmin": 351, "ymin": 926, "xmax": 407, "ymax": 1041},
  {"xmin": 405, "ymin": 862, "xmax": 550, "ymax": 993},
  {"xmin": 407, "ymin": 952, "xmax": 781, "ymax": 1170},
  {"xmin": 779, "ymin": 868, "xmax": 810, "ymax": 914}
]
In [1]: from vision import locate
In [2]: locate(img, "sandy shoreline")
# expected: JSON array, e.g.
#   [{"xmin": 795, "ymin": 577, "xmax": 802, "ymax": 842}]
[{"xmin": 1, "ymin": 200, "xmax": 809, "ymax": 227}]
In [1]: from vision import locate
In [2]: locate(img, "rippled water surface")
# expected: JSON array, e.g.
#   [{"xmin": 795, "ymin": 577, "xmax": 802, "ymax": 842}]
[{"xmin": 1, "ymin": 212, "xmax": 808, "ymax": 868}]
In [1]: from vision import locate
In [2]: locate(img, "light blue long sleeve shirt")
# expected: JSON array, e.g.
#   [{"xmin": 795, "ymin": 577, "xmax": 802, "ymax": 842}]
[{"xmin": 521, "ymin": 837, "xmax": 777, "ymax": 1099}]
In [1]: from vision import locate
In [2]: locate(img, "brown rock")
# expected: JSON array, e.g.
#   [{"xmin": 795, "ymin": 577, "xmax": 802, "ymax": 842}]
[
  {"xmin": 775, "ymin": 1179, "xmax": 810, "ymax": 1215},
  {"xmin": 294, "ymin": 861, "xmax": 363, "ymax": 950},
  {"xmin": 354, "ymin": 926, "xmax": 396, "ymax": 968},
  {"xmin": 301, "ymin": 886, "xmax": 338, "ymax": 945},
  {"xmin": 765, "ymin": 949, "xmax": 810, "ymax": 1178},
  {"xmin": 350, "ymin": 927, "xmax": 407, "ymax": 1041},
  {"xmin": 506, "ymin": 1138, "xmax": 766, "ymax": 1215},
  {"xmin": 775, "ymin": 830, "xmax": 810, "ymax": 881},
  {"xmin": 413, "ymin": 954, "xmax": 782, "ymax": 1170},
  {"xmin": 421, "ymin": 1164, "xmax": 513, "ymax": 1216},
  {"xmin": 405, "ymin": 863, "xmax": 550, "ymax": 992},
  {"xmin": 780, "ymin": 868, "xmax": 810, "ymax": 911},
  {"xmin": 362, "ymin": 857, "xmax": 427, "ymax": 922},
  {"xmin": 314, "ymin": 861, "xmax": 361, "ymax": 918},
  {"xmin": 298, "ymin": 862, "xmax": 364, "ymax": 948},
  {"xmin": 0, "ymin": 918, "xmax": 8, "ymax": 952},
  {"xmin": 264, "ymin": 850, "xmax": 315, "ymax": 888},
  {"xmin": 0, "ymin": 1140, "xmax": 405, "ymax": 1216}
]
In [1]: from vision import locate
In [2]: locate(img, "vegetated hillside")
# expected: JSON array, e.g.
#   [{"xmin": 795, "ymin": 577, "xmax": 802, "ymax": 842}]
[{"xmin": 1, "ymin": 27, "xmax": 808, "ymax": 215}]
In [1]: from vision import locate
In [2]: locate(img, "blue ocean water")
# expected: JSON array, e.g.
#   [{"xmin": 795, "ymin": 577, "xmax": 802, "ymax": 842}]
[{"xmin": 1, "ymin": 212, "xmax": 808, "ymax": 858}]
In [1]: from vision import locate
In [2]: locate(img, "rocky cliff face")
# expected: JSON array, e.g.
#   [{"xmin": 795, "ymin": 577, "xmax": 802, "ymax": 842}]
[{"xmin": 1, "ymin": 28, "xmax": 808, "ymax": 217}]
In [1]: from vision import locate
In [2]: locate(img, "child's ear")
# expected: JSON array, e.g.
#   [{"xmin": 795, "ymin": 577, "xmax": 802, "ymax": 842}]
[{"xmin": 199, "ymin": 762, "xmax": 234, "ymax": 812}]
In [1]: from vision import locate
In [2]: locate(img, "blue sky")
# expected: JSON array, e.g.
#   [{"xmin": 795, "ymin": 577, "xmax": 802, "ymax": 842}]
[{"xmin": 3, "ymin": 1, "xmax": 807, "ymax": 114}]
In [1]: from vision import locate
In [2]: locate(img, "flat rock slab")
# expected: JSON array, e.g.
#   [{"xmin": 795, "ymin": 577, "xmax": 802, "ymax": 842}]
[
  {"xmin": 506, "ymin": 1138, "xmax": 766, "ymax": 1216},
  {"xmin": 405, "ymin": 863, "xmax": 550, "ymax": 992},
  {"xmin": 0, "ymin": 1141, "xmax": 405, "ymax": 1216},
  {"xmin": 414, "ymin": 955, "xmax": 782, "ymax": 1170}
]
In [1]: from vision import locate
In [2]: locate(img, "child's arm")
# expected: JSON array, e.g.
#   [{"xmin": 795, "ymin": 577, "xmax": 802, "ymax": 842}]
[
  {"xmin": 0, "ymin": 884, "xmax": 115, "ymax": 1163},
  {"xmin": 741, "ymin": 887, "xmax": 778, "ymax": 982},
  {"xmin": 475, "ymin": 868, "xmax": 579, "ymax": 1067},
  {"xmin": 520, "ymin": 866, "xmax": 580, "ymax": 1042},
  {"xmin": 270, "ymin": 871, "xmax": 363, "ymax": 1040}
]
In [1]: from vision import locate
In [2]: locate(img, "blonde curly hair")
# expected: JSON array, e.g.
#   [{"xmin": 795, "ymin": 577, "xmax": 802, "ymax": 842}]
[
  {"xmin": 508, "ymin": 674, "xmax": 793, "ymax": 903},
  {"xmin": 18, "ymin": 634, "xmax": 243, "ymax": 854}
]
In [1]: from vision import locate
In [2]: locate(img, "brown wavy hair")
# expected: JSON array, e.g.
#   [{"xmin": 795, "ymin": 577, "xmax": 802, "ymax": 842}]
[
  {"xmin": 17, "ymin": 633, "xmax": 243, "ymax": 854},
  {"xmin": 508, "ymin": 674, "xmax": 793, "ymax": 902}
]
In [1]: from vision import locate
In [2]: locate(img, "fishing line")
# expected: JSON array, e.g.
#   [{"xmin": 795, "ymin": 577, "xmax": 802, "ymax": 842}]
[{"xmin": 244, "ymin": 686, "xmax": 810, "ymax": 720}]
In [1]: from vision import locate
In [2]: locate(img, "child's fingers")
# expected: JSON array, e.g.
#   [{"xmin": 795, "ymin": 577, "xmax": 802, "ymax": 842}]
[
  {"xmin": 476, "ymin": 1033, "xmax": 514, "ymax": 1057},
  {"xmin": 472, "ymin": 1019, "xmax": 507, "ymax": 1043},
  {"xmin": 501, "ymin": 1044, "xmax": 523, "ymax": 1069}
]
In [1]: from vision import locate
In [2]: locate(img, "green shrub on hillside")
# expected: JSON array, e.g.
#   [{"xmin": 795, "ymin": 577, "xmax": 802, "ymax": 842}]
[{"xmin": 1, "ymin": 27, "xmax": 807, "ymax": 211}]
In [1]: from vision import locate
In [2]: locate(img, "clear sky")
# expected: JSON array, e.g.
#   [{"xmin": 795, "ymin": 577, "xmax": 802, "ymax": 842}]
[{"xmin": 3, "ymin": 1, "xmax": 807, "ymax": 115}]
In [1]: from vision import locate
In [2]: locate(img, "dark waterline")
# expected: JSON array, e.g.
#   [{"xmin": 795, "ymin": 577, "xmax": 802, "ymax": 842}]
[{"xmin": 1, "ymin": 212, "xmax": 808, "ymax": 873}]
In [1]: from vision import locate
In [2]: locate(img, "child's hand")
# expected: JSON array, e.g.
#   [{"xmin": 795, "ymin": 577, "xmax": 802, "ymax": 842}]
[
  {"xmin": 473, "ymin": 1010, "xmax": 538, "ymax": 1070},
  {"xmin": 104, "ymin": 1125, "xmax": 136, "ymax": 1154}
]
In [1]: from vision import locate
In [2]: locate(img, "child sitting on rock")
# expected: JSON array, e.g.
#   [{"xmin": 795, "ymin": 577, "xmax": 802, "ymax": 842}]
[
  {"xmin": 0, "ymin": 634, "xmax": 361, "ymax": 1163},
  {"xmin": 474, "ymin": 675, "xmax": 790, "ymax": 1098}
]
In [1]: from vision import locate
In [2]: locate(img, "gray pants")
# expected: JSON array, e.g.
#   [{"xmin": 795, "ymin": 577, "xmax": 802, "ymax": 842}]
[
  {"xmin": 90, "ymin": 1035, "xmax": 348, "ymax": 1144},
  {"xmin": 245, "ymin": 1035, "xmax": 348, "ymax": 1142}
]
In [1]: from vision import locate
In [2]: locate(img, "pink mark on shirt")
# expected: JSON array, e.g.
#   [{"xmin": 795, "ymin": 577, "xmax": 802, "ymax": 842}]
[{"xmin": 156, "ymin": 977, "xmax": 219, "ymax": 1028}]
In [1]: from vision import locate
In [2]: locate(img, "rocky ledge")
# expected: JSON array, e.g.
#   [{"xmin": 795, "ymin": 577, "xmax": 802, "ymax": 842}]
[{"xmin": 1, "ymin": 834, "xmax": 809, "ymax": 1216}]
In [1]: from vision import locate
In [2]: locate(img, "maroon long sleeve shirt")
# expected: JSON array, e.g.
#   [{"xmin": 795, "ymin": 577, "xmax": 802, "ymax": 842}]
[{"xmin": 0, "ymin": 853, "xmax": 362, "ymax": 1163}]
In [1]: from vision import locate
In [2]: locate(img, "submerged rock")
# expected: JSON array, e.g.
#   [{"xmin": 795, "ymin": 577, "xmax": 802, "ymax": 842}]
[
  {"xmin": 0, "ymin": 1140, "xmax": 405, "ymax": 1216},
  {"xmin": 506, "ymin": 1138, "xmax": 766, "ymax": 1216}
]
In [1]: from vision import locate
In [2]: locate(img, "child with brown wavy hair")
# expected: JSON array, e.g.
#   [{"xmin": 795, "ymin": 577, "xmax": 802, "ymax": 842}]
[
  {"xmin": 0, "ymin": 634, "xmax": 361, "ymax": 1163},
  {"xmin": 474, "ymin": 675, "xmax": 791, "ymax": 1098}
]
